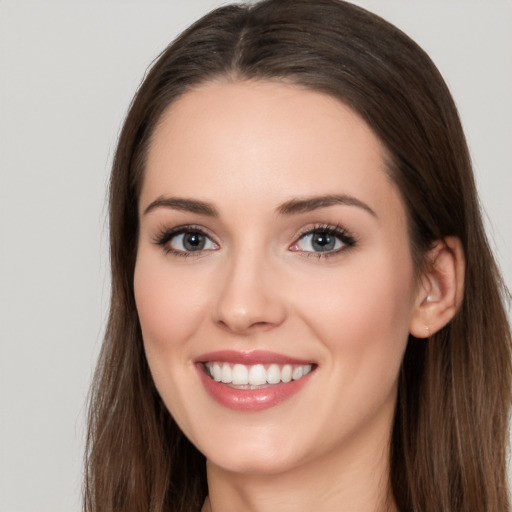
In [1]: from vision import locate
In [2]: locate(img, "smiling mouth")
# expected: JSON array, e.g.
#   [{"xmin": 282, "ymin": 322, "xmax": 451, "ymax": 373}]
[
  {"xmin": 203, "ymin": 362, "xmax": 315, "ymax": 388},
  {"xmin": 196, "ymin": 352, "xmax": 317, "ymax": 411}
]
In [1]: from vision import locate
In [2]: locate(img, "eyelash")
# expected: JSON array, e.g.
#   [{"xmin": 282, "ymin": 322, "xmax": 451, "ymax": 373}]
[
  {"xmin": 152, "ymin": 224, "xmax": 217, "ymax": 258},
  {"xmin": 152, "ymin": 223, "xmax": 356, "ymax": 259},
  {"xmin": 292, "ymin": 223, "xmax": 356, "ymax": 259}
]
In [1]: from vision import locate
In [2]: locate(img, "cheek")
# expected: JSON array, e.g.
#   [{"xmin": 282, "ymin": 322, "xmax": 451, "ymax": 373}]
[
  {"xmin": 296, "ymin": 249, "xmax": 415, "ymax": 376},
  {"xmin": 133, "ymin": 253, "xmax": 207, "ymax": 362},
  {"xmin": 284, "ymin": 251, "xmax": 416, "ymax": 446},
  {"xmin": 133, "ymin": 252, "xmax": 211, "ymax": 431}
]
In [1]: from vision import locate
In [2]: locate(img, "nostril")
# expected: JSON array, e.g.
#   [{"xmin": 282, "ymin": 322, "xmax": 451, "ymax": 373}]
[{"xmin": 215, "ymin": 318, "xmax": 275, "ymax": 334}]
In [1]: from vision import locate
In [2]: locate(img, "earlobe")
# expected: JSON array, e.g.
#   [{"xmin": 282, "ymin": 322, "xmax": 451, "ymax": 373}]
[{"xmin": 409, "ymin": 236, "xmax": 465, "ymax": 338}]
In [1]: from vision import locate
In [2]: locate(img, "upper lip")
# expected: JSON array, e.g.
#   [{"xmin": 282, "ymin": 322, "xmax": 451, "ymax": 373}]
[{"xmin": 195, "ymin": 350, "xmax": 315, "ymax": 365}]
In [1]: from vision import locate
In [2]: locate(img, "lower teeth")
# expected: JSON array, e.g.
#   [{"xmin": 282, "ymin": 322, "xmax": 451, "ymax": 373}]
[{"xmin": 227, "ymin": 383, "xmax": 274, "ymax": 390}]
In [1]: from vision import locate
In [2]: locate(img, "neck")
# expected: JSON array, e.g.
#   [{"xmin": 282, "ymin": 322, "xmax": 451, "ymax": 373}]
[{"xmin": 204, "ymin": 428, "xmax": 397, "ymax": 512}]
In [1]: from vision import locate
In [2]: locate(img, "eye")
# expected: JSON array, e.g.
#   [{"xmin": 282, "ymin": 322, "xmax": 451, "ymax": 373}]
[
  {"xmin": 154, "ymin": 227, "xmax": 218, "ymax": 256},
  {"xmin": 290, "ymin": 226, "xmax": 355, "ymax": 255},
  {"xmin": 171, "ymin": 231, "xmax": 217, "ymax": 252}
]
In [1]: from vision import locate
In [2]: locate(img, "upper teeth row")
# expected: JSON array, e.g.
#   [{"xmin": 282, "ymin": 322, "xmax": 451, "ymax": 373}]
[{"xmin": 205, "ymin": 362, "xmax": 313, "ymax": 386}]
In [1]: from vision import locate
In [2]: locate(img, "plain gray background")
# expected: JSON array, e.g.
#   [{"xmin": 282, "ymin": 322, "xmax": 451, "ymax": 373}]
[{"xmin": 1, "ymin": 1, "xmax": 511, "ymax": 510}]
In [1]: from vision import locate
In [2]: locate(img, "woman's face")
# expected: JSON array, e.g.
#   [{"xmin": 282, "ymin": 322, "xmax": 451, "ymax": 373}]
[{"xmin": 134, "ymin": 81, "xmax": 421, "ymax": 476}]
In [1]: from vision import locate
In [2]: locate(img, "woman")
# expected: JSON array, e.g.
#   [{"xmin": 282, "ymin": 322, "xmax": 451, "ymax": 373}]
[{"xmin": 84, "ymin": 1, "xmax": 511, "ymax": 511}]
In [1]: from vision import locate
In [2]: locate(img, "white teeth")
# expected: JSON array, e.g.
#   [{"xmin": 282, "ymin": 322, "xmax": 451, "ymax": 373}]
[
  {"xmin": 248, "ymin": 364, "xmax": 267, "ymax": 386},
  {"xmin": 212, "ymin": 362, "xmax": 222, "ymax": 382},
  {"xmin": 205, "ymin": 361, "xmax": 314, "ymax": 386},
  {"xmin": 266, "ymin": 363, "xmax": 281, "ymax": 384},
  {"xmin": 281, "ymin": 364, "xmax": 292, "ymax": 383},
  {"xmin": 292, "ymin": 366, "xmax": 303, "ymax": 380},
  {"xmin": 221, "ymin": 364, "xmax": 232, "ymax": 383},
  {"xmin": 232, "ymin": 364, "xmax": 248, "ymax": 385}
]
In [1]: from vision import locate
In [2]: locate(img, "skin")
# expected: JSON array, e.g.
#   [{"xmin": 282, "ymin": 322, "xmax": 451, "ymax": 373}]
[{"xmin": 134, "ymin": 80, "xmax": 454, "ymax": 512}]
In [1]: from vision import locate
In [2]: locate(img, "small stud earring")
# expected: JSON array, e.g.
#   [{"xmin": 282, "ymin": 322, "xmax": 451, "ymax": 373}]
[{"xmin": 425, "ymin": 325, "xmax": 430, "ymax": 337}]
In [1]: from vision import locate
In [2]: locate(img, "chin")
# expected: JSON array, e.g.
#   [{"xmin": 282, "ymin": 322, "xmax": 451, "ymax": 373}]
[
  {"xmin": 195, "ymin": 419, "xmax": 324, "ymax": 478},
  {"xmin": 206, "ymin": 444, "xmax": 303, "ymax": 476}
]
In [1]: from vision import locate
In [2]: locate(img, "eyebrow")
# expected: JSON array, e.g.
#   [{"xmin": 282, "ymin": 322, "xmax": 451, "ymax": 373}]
[
  {"xmin": 143, "ymin": 196, "xmax": 219, "ymax": 217},
  {"xmin": 143, "ymin": 193, "xmax": 376, "ymax": 218},
  {"xmin": 277, "ymin": 194, "xmax": 377, "ymax": 217}
]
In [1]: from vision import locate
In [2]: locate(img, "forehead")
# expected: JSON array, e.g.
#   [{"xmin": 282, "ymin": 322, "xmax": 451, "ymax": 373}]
[{"xmin": 141, "ymin": 80, "xmax": 402, "ymax": 221}]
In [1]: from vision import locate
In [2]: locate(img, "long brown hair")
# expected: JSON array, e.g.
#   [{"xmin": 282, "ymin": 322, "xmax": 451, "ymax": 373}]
[{"xmin": 84, "ymin": 1, "xmax": 512, "ymax": 510}]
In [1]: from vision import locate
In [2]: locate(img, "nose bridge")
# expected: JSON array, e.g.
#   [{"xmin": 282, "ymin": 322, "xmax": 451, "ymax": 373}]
[{"xmin": 213, "ymin": 243, "xmax": 286, "ymax": 333}]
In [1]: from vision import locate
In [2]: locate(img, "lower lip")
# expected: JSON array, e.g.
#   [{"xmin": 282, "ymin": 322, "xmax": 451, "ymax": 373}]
[{"xmin": 197, "ymin": 365, "xmax": 313, "ymax": 412}]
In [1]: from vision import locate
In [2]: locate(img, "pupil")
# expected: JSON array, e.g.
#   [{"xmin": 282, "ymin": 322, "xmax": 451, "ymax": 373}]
[
  {"xmin": 312, "ymin": 233, "xmax": 335, "ymax": 252},
  {"xmin": 183, "ymin": 232, "xmax": 205, "ymax": 251}
]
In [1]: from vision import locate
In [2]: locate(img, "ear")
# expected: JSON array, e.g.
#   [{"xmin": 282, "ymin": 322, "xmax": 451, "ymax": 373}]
[{"xmin": 409, "ymin": 236, "xmax": 465, "ymax": 338}]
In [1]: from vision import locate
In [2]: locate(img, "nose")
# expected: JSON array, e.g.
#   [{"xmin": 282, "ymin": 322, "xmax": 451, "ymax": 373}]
[{"xmin": 212, "ymin": 250, "xmax": 287, "ymax": 335}]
